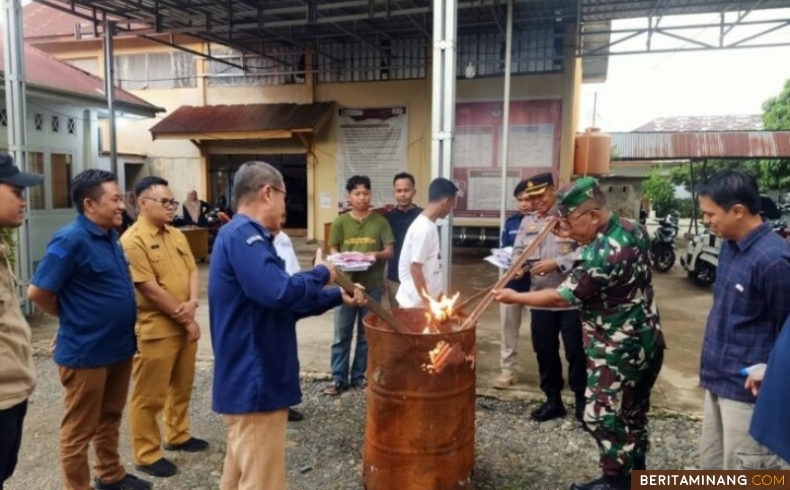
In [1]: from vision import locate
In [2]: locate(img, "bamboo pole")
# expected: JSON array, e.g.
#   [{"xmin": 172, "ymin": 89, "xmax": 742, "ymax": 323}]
[
  {"xmin": 333, "ymin": 272, "xmax": 410, "ymax": 334},
  {"xmin": 460, "ymin": 217, "xmax": 559, "ymax": 330}
]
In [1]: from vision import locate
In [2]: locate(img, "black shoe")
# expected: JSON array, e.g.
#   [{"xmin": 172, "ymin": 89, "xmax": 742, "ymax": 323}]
[
  {"xmin": 134, "ymin": 458, "xmax": 177, "ymax": 478},
  {"xmin": 288, "ymin": 407, "xmax": 304, "ymax": 422},
  {"xmin": 164, "ymin": 437, "xmax": 209, "ymax": 452},
  {"xmin": 94, "ymin": 474, "xmax": 152, "ymax": 490},
  {"xmin": 633, "ymin": 456, "xmax": 646, "ymax": 471},
  {"xmin": 570, "ymin": 475, "xmax": 631, "ymax": 490},
  {"xmin": 531, "ymin": 398, "xmax": 567, "ymax": 422}
]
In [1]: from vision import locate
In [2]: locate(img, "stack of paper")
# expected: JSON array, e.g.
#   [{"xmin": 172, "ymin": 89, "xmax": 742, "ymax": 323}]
[
  {"xmin": 327, "ymin": 252, "xmax": 375, "ymax": 272},
  {"xmin": 484, "ymin": 247, "xmax": 513, "ymax": 270}
]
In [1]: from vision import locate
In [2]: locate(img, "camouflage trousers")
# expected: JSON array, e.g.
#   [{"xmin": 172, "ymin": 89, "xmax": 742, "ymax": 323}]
[{"xmin": 582, "ymin": 333, "xmax": 665, "ymax": 477}]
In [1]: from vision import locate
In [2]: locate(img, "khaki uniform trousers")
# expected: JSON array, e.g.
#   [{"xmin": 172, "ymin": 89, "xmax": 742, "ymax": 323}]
[
  {"xmin": 221, "ymin": 409, "xmax": 289, "ymax": 490},
  {"xmin": 58, "ymin": 359, "xmax": 132, "ymax": 490},
  {"xmin": 128, "ymin": 334, "xmax": 198, "ymax": 465}
]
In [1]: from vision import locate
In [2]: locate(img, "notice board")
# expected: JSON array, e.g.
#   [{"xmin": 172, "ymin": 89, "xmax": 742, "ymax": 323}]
[
  {"xmin": 336, "ymin": 106, "xmax": 408, "ymax": 210},
  {"xmin": 452, "ymin": 99, "xmax": 562, "ymax": 218}
]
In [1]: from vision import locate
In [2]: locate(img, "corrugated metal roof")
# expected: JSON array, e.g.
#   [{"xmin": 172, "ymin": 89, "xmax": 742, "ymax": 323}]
[
  {"xmin": 23, "ymin": 2, "xmax": 88, "ymax": 41},
  {"xmin": 632, "ymin": 115, "xmax": 765, "ymax": 132},
  {"xmin": 610, "ymin": 131, "xmax": 790, "ymax": 160},
  {"xmin": 0, "ymin": 40, "xmax": 161, "ymax": 115},
  {"xmin": 149, "ymin": 102, "xmax": 335, "ymax": 138}
]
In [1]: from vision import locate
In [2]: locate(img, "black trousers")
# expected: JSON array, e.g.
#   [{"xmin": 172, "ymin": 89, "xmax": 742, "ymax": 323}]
[
  {"xmin": 0, "ymin": 399, "xmax": 27, "ymax": 490},
  {"xmin": 530, "ymin": 309, "xmax": 586, "ymax": 397}
]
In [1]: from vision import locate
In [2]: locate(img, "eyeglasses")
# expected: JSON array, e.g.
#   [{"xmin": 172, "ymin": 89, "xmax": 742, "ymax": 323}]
[
  {"xmin": 269, "ymin": 185, "xmax": 289, "ymax": 203},
  {"xmin": 565, "ymin": 207, "xmax": 598, "ymax": 224},
  {"xmin": 143, "ymin": 197, "xmax": 180, "ymax": 209}
]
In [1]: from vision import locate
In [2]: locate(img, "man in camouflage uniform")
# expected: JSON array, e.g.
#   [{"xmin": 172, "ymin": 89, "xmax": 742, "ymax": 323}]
[{"xmin": 493, "ymin": 177, "xmax": 666, "ymax": 490}]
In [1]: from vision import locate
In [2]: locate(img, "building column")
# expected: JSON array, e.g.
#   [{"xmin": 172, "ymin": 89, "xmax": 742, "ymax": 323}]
[{"xmin": 558, "ymin": 24, "xmax": 583, "ymax": 186}]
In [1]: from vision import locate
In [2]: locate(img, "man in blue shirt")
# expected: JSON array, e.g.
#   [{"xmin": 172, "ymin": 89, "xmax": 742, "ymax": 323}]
[
  {"xmin": 697, "ymin": 170, "xmax": 790, "ymax": 471},
  {"xmin": 27, "ymin": 170, "xmax": 151, "ymax": 490},
  {"xmin": 493, "ymin": 179, "xmax": 533, "ymax": 390},
  {"xmin": 209, "ymin": 161, "xmax": 362, "ymax": 490},
  {"xmin": 384, "ymin": 172, "xmax": 422, "ymax": 308},
  {"xmin": 747, "ymin": 314, "xmax": 790, "ymax": 467}
]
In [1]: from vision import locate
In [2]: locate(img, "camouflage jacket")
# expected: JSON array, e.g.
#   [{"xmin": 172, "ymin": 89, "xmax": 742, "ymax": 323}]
[{"xmin": 556, "ymin": 214, "xmax": 664, "ymax": 349}]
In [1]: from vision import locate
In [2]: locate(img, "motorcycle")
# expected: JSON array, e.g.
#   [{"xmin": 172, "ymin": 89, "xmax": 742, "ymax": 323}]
[
  {"xmin": 206, "ymin": 206, "xmax": 232, "ymax": 252},
  {"xmin": 650, "ymin": 214, "xmax": 679, "ymax": 272}
]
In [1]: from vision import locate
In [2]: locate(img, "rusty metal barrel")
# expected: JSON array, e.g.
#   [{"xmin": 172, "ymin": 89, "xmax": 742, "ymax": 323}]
[{"xmin": 362, "ymin": 308, "xmax": 475, "ymax": 490}]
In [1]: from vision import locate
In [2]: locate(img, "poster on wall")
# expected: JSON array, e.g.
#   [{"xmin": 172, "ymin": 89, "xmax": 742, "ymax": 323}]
[
  {"xmin": 336, "ymin": 107, "xmax": 407, "ymax": 210},
  {"xmin": 452, "ymin": 99, "xmax": 562, "ymax": 218}
]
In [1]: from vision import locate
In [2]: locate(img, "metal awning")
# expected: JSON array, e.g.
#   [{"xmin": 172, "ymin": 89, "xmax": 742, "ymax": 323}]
[
  {"xmin": 33, "ymin": 0, "xmax": 790, "ymax": 59},
  {"xmin": 149, "ymin": 102, "xmax": 335, "ymax": 141},
  {"xmin": 611, "ymin": 131, "xmax": 790, "ymax": 160}
]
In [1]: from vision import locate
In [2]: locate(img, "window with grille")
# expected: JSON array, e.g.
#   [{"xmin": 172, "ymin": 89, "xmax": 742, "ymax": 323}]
[
  {"xmin": 34, "ymin": 114, "xmax": 43, "ymax": 130},
  {"xmin": 316, "ymin": 38, "xmax": 426, "ymax": 83},
  {"xmin": 206, "ymin": 46, "xmax": 305, "ymax": 87},
  {"xmin": 27, "ymin": 152, "xmax": 45, "ymax": 210},
  {"xmin": 115, "ymin": 52, "xmax": 197, "ymax": 90},
  {"xmin": 52, "ymin": 153, "xmax": 73, "ymax": 209},
  {"xmin": 0, "ymin": 109, "xmax": 6, "ymax": 127},
  {"xmin": 68, "ymin": 118, "xmax": 76, "ymax": 135},
  {"xmin": 456, "ymin": 27, "xmax": 563, "ymax": 78},
  {"xmin": 52, "ymin": 116, "xmax": 60, "ymax": 132}
]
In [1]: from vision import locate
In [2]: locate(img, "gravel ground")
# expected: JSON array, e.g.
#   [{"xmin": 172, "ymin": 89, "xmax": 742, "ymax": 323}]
[{"xmin": 8, "ymin": 356, "xmax": 701, "ymax": 490}]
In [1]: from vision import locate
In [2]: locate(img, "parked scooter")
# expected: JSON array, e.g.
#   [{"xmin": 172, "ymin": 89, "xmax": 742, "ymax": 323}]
[{"xmin": 650, "ymin": 213, "xmax": 679, "ymax": 272}]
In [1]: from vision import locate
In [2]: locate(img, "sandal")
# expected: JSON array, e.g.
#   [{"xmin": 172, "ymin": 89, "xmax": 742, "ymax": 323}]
[{"xmin": 323, "ymin": 383, "xmax": 343, "ymax": 396}]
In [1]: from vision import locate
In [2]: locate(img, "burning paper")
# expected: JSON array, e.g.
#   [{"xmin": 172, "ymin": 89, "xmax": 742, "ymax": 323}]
[
  {"xmin": 422, "ymin": 341, "xmax": 475, "ymax": 375},
  {"xmin": 421, "ymin": 290, "xmax": 460, "ymax": 331}
]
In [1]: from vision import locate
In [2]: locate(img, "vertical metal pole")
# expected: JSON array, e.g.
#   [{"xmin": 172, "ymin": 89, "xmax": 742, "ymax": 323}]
[
  {"xmin": 432, "ymin": 0, "xmax": 458, "ymax": 293},
  {"xmin": 689, "ymin": 160, "xmax": 697, "ymax": 236},
  {"xmin": 498, "ymin": 0, "xmax": 514, "ymax": 262},
  {"xmin": 2, "ymin": 0, "xmax": 33, "ymax": 313},
  {"xmin": 104, "ymin": 17, "xmax": 120, "ymax": 185}
]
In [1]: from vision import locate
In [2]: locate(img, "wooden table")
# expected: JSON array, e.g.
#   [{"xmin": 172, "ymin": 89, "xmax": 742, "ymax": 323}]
[{"xmin": 179, "ymin": 227, "xmax": 209, "ymax": 262}]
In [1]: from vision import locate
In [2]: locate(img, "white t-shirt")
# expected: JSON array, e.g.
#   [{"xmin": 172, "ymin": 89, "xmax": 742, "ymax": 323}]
[
  {"xmin": 396, "ymin": 214, "xmax": 442, "ymax": 308},
  {"xmin": 273, "ymin": 231, "xmax": 301, "ymax": 276}
]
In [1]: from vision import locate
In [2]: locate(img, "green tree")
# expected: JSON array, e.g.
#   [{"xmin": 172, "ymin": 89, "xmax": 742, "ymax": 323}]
[
  {"xmin": 670, "ymin": 159, "xmax": 760, "ymax": 194},
  {"xmin": 758, "ymin": 79, "xmax": 790, "ymax": 191},
  {"xmin": 643, "ymin": 168, "xmax": 675, "ymax": 217}
]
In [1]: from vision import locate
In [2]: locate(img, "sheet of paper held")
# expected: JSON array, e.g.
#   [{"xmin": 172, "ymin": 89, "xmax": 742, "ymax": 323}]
[
  {"xmin": 740, "ymin": 363, "xmax": 767, "ymax": 377},
  {"xmin": 484, "ymin": 247, "xmax": 513, "ymax": 269}
]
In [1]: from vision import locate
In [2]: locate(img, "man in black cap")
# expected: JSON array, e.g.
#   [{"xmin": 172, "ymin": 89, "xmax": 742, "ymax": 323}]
[
  {"xmin": 0, "ymin": 154, "xmax": 44, "ymax": 490},
  {"xmin": 510, "ymin": 172, "xmax": 586, "ymax": 422}
]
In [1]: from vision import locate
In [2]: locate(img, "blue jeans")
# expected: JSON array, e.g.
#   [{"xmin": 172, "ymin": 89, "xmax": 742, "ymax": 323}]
[{"xmin": 330, "ymin": 287, "xmax": 383, "ymax": 388}]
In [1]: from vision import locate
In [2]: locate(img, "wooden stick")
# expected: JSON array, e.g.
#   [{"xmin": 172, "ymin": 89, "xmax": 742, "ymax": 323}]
[
  {"xmin": 333, "ymin": 272, "xmax": 410, "ymax": 334},
  {"xmin": 460, "ymin": 217, "xmax": 559, "ymax": 330},
  {"xmin": 456, "ymin": 285, "xmax": 494, "ymax": 314}
]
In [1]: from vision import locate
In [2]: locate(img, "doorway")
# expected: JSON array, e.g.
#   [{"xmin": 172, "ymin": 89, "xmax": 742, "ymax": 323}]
[{"xmin": 208, "ymin": 153, "xmax": 308, "ymax": 231}]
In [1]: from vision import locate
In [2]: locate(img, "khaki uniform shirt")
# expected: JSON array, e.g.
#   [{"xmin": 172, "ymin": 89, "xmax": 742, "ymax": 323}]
[
  {"xmin": 512, "ymin": 212, "xmax": 580, "ymax": 311},
  {"xmin": 0, "ymin": 242, "xmax": 35, "ymax": 409},
  {"xmin": 121, "ymin": 217, "xmax": 197, "ymax": 340}
]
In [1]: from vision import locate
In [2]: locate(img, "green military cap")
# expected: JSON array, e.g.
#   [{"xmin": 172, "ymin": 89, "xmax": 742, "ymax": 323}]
[{"xmin": 552, "ymin": 176, "xmax": 604, "ymax": 218}]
